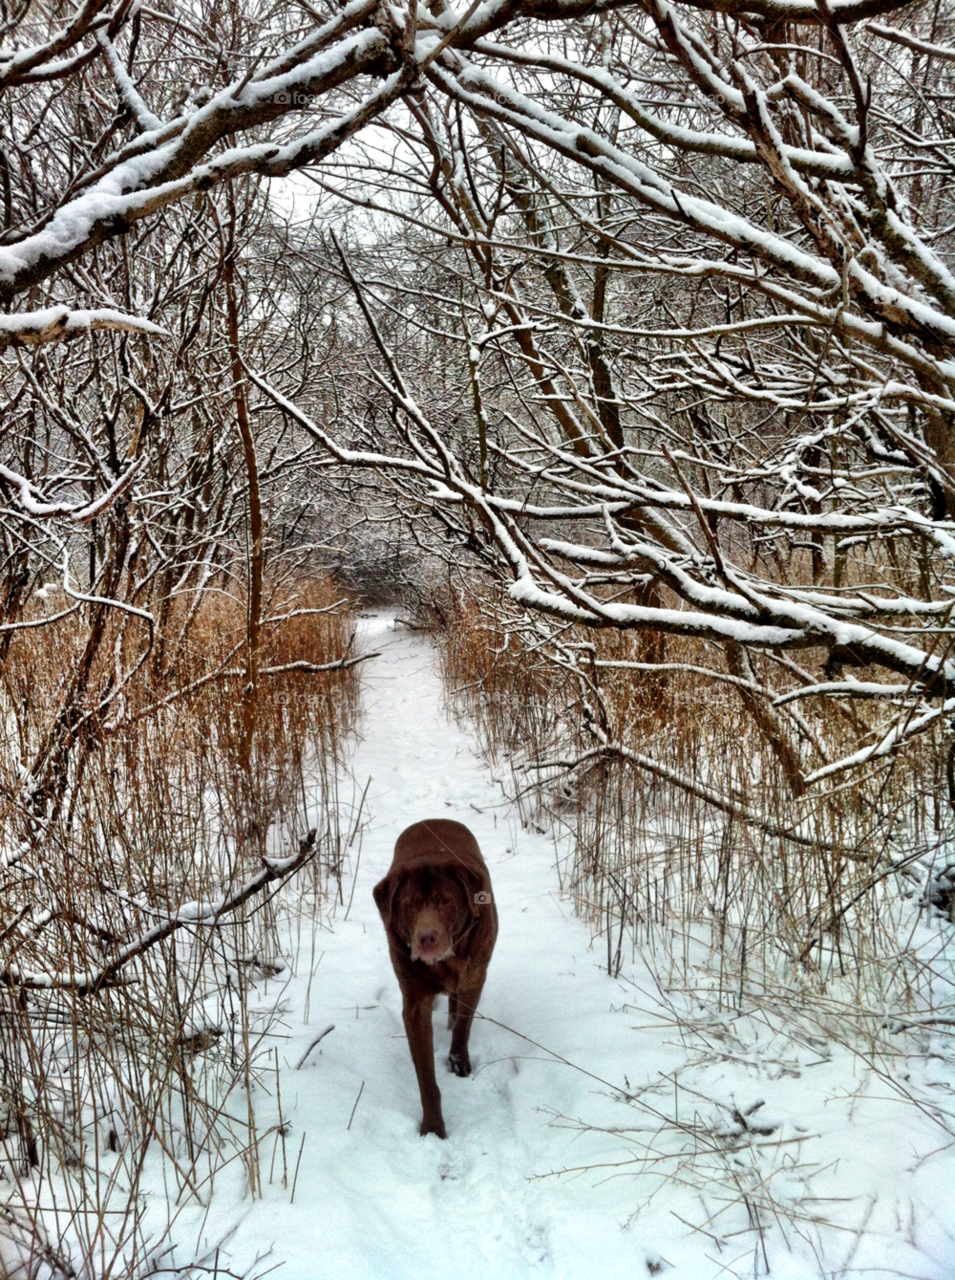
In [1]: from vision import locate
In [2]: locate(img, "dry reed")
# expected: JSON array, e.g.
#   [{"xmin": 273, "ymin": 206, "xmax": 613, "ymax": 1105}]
[
  {"xmin": 434, "ymin": 585, "xmax": 953, "ymax": 1263},
  {"xmin": 0, "ymin": 575, "xmax": 359, "ymax": 1278},
  {"xmin": 435, "ymin": 586, "xmax": 950, "ymax": 1020}
]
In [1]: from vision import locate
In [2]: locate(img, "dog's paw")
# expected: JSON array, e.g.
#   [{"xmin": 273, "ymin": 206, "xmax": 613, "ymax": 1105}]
[
  {"xmin": 420, "ymin": 1116, "xmax": 447, "ymax": 1139},
  {"xmin": 448, "ymin": 1052, "xmax": 471, "ymax": 1077}
]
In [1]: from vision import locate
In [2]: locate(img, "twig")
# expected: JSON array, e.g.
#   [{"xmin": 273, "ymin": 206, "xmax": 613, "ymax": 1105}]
[
  {"xmin": 347, "ymin": 1081, "xmax": 365, "ymax": 1131},
  {"xmin": 295, "ymin": 1024, "xmax": 335, "ymax": 1069},
  {"xmin": 888, "ymin": 1016, "xmax": 955, "ymax": 1033},
  {"xmin": 290, "ymin": 1134, "xmax": 306, "ymax": 1204},
  {"xmin": 343, "ymin": 775, "xmax": 372, "ymax": 922}
]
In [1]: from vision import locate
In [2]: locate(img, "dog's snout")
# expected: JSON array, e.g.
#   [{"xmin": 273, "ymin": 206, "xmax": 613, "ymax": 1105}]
[{"xmin": 417, "ymin": 930, "xmax": 438, "ymax": 952}]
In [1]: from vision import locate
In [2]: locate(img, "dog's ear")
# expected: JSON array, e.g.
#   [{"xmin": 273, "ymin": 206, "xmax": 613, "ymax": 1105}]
[
  {"xmin": 451, "ymin": 866, "xmax": 485, "ymax": 918},
  {"xmin": 373, "ymin": 872, "xmax": 402, "ymax": 927}
]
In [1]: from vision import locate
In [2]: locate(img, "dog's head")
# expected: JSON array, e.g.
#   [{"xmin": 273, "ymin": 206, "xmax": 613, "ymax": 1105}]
[{"xmin": 373, "ymin": 865, "xmax": 482, "ymax": 964}]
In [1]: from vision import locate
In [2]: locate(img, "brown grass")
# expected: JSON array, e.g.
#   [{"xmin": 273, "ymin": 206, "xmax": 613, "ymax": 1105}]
[
  {"xmin": 435, "ymin": 587, "xmax": 947, "ymax": 992},
  {"xmin": 0, "ymin": 575, "xmax": 360, "ymax": 1278},
  {"xmin": 433, "ymin": 585, "xmax": 954, "ymax": 1250}
]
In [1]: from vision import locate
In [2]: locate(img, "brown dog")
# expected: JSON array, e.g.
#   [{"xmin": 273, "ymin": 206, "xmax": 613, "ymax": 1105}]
[{"xmin": 373, "ymin": 819, "xmax": 498, "ymax": 1138}]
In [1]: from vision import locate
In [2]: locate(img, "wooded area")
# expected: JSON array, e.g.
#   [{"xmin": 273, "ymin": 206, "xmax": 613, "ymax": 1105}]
[{"xmin": 1, "ymin": 0, "xmax": 953, "ymax": 1269}]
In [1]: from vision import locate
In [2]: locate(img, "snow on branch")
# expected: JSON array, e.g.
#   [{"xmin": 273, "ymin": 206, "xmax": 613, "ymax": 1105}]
[
  {"xmin": 0, "ymin": 306, "xmax": 168, "ymax": 348},
  {"xmin": 1, "ymin": 829, "xmax": 319, "ymax": 995},
  {"xmin": 866, "ymin": 21, "xmax": 955, "ymax": 60},
  {"xmin": 0, "ymin": 455, "xmax": 146, "ymax": 522},
  {"xmin": 0, "ymin": 0, "xmax": 120, "ymax": 88},
  {"xmin": 804, "ymin": 696, "xmax": 955, "ymax": 784}
]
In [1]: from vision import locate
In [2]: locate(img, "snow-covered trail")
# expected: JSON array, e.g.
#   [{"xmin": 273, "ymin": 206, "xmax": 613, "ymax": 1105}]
[
  {"xmin": 178, "ymin": 616, "xmax": 955, "ymax": 1280},
  {"xmin": 276, "ymin": 613, "xmax": 666, "ymax": 1278},
  {"xmin": 185, "ymin": 614, "xmax": 675, "ymax": 1279}
]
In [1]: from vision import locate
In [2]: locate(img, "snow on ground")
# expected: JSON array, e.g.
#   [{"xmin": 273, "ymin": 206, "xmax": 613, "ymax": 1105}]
[{"xmin": 167, "ymin": 615, "xmax": 955, "ymax": 1280}]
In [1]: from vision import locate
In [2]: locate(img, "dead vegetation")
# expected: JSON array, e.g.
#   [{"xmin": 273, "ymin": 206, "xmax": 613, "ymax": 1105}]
[
  {"xmin": 0, "ymin": 575, "xmax": 360, "ymax": 1278},
  {"xmin": 431, "ymin": 583, "xmax": 954, "ymax": 1257},
  {"xmin": 436, "ymin": 585, "xmax": 948, "ymax": 975}
]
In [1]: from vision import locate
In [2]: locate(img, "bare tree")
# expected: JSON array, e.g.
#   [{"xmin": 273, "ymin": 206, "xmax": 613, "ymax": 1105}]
[{"xmin": 245, "ymin": 0, "xmax": 955, "ymax": 824}]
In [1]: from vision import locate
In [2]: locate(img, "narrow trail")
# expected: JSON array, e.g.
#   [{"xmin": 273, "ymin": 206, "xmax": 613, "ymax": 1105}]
[
  {"xmin": 174, "ymin": 616, "xmax": 954, "ymax": 1280},
  {"xmin": 182, "ymin": 615, "xmax": 671, "ymax": 1280},
  {"xmin": 276, "ymin": 614, "xmax": 660, "ymax": 1280}
]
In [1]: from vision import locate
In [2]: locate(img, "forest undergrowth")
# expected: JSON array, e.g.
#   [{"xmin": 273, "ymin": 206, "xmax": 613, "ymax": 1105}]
[
  {"xmin": 433, "ymin": 588, "xmax": 955, "ymax": 1261},
  {"xmin": 0, "ymin": 577, "xmax": 360, "ymax": 1279}
]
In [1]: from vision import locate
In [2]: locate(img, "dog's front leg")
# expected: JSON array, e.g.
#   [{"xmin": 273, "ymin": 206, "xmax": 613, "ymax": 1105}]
[
  {"xmin": 448, "ymin": 978, "xmax": 485, "ymax": 1077},
  {"xmin": 402, "ymin": 995, "xmax": 445, "ymax": 1138}
]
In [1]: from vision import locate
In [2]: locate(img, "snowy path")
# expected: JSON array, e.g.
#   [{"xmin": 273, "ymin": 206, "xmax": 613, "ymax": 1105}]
[{"xmin": 176, "ymin": 616, "xmax": 955, "ymax": 1280}]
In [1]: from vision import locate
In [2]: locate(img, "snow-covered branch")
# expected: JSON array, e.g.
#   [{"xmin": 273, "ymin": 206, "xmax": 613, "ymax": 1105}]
[
  {"xmin": 0, "ymin": 306, "xmax": 168, "ymax": 348},
  {"xmin": 1, "ymin": 829, "xmax": 318, "ymax": 995}
]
